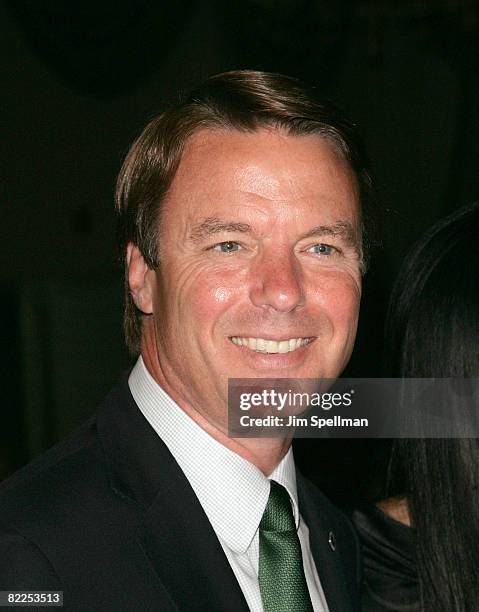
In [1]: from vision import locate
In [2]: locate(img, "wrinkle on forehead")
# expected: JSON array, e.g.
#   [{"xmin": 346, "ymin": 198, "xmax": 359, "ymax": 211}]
[
  {"xmin": 173, "ymin": 128, "xmax": 356, "ymax": 193},
  {"xmin": 164, "ymin": 127, "xmax": 360, "ymax": 239},
  {"xmin": 233, "ymin": 164, "xmax": 283, "ymax": 200}
]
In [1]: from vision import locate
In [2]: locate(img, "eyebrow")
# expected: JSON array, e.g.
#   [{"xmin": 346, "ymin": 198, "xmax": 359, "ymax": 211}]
[
  {"xmin": 189, "ymin": 217, "xmax": 361, "ymax": 252},
  {"xmin": 301, "ymin": 222, "xmax": 360, "ymax": 250},
  {"xmin": 189, "ymin": 217, "xmax": 252, "ymax": 243}
]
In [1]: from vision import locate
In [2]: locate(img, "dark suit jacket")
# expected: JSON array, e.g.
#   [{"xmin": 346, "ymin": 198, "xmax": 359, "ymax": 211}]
[{"xmin": 0, "ymin": 373, "xmax": 361, "ymax": 611}]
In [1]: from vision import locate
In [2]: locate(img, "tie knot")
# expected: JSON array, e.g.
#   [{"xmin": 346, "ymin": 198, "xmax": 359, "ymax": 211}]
[{"xmin": 260, "ymin": 480, "xmax": 296, "ymax": 533}]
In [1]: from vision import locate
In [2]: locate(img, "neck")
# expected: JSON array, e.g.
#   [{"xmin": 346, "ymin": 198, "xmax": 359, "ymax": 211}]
[
  {"xmin": 376, "ymin": 496, "xmax": 411, "ymax": 527},
  {"xmin": 140, "ymin": 339, "xmax": 292, "ymax": 475},
  {"xmin": 195, "ymin": 420, "xmax": 293, "ymax": 476}
]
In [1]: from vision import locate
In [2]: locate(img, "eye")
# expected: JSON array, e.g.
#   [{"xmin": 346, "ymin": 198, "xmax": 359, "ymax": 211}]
[
  {"xmin": 213, "ymin": 241, "xmax": 242, "ymax": 253},
  {"xmin": 308, "ymin": 243, "xmax": 335, "ymax": 256}
]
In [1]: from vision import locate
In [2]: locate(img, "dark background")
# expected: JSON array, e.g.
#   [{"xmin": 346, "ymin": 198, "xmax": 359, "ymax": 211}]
[{"xmin": 2, "ymin": 0, "xmax": 479, "ymax": 508}]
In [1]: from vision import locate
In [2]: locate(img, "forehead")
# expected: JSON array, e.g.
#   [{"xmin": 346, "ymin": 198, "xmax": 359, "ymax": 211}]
[{"xmin": 163, "ymin": 128, "xmax": 359, "ymax": 226}]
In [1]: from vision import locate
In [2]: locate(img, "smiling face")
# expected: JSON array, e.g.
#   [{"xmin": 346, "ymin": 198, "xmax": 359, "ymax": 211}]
[{"xmin": 133, "ymin": 128, "xmax": 362, "ymax": 432}]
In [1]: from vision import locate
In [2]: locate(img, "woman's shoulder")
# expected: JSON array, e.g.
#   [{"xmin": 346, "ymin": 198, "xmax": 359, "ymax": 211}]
[{"xmin": 352, "ymin": 499, "xmax": 419, "ymax": 611}]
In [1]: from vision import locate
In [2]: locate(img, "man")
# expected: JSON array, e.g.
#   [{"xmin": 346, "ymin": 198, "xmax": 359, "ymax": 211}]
[{"xmin": 0, "ymin": 71, "xmax": 375, "ymax": 611}]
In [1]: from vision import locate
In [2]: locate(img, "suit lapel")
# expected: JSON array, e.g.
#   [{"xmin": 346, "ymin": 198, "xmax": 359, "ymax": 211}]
[
  {"xmin": 97, "ymin": 374, "xmax": 249, "ymax": 612},
  {"xmin": 139, "ymin": 466, "xmax": 249, "ymax": 612},
  {"xmin": 297, "ymin": 472, "xmax": 355, "ymax": 612}
]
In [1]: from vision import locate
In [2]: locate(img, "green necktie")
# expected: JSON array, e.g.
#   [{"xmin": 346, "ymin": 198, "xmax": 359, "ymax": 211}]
[{"xmin": 258, "ymin": 480, "xmax": 314, "ymax": 612}]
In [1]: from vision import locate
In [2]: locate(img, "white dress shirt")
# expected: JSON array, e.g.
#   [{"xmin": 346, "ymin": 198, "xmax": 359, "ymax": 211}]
[{"xmin": 129, "ymin": 357, "xmax": 329, "ymax": 612}]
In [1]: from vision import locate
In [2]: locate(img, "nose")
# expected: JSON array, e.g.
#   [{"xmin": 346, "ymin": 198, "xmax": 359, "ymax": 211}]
[{"xmin": 249, "ymin": 250, "xmax": 305, "ymax": 312}]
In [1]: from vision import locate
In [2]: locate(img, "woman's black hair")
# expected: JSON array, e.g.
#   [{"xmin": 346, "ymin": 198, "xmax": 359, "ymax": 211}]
[{"xmin": 386, "ymin": 201, "xmax": 479, "ymax": 611}]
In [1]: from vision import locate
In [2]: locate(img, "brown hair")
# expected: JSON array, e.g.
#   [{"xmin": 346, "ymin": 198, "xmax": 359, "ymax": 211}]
[{"xmin": 116, "ymin": 70, "xmax": 378, "ymax": 354}]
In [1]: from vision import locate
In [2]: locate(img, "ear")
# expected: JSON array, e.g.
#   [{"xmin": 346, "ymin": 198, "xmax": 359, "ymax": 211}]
[{"xmin": 126, "ymin": 243, "xmax": 154, "ymax": 315}]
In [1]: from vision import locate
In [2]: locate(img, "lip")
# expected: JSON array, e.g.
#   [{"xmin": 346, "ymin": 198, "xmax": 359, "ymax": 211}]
[
  {"xmin": 229, "ymin": 336, "xmax": 314, "ymax": 352},
  {"xmin": 228, "ymin": 334, "xmax": 316, "ymax": 342},
  {"xmin": 226, "ymin": 336, "xmax": 317, "ymax": 370}
]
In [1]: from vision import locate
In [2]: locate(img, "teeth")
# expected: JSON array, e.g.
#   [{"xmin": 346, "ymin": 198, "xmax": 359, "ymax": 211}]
[
  {"xmin": 266, "ymin": 340, "xmax": 278, "ymax": 353},
  {"xmin": 256, "ymin": 338, "xmax": 266, "ymax": 352},
  {"xmin": 230, "ymin": 337, "xmax": 312, "ymax": 354}
]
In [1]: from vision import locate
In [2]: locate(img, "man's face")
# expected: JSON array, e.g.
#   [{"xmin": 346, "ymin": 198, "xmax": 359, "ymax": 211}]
[{"xmin": 142, "ymin": 128, "xmax": 362, "ymax": 430}]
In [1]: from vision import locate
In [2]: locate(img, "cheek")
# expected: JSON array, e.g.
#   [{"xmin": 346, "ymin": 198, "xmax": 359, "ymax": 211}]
[
  {"xmin": 312, "ymin": 273, "xmax": 361, "ymax": 329},
  {"xmin": 189, "ymin": 283, "xmax": 236, "ymax": 321},
  {"xmin": 183, "ymin": 269, "xmax": 244, "ymax": 330},
  {"xmin": 333, "ymin": 286, "xmax": 360, "ymax": 321},
  {"xmin": 213, "ymin": 286, "xmax": 234, "ymax": 303}
]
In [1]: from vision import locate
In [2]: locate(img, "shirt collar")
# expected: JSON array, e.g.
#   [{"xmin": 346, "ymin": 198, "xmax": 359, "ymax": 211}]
[{"xmin": 128, "ymin": 356, "xmax": 299, "ymax": 553}]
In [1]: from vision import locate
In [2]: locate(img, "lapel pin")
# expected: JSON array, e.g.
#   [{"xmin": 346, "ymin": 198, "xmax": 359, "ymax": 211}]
[{"xmin": 328, "ymin": 531, "xmax": 336, "ymax": 551}]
